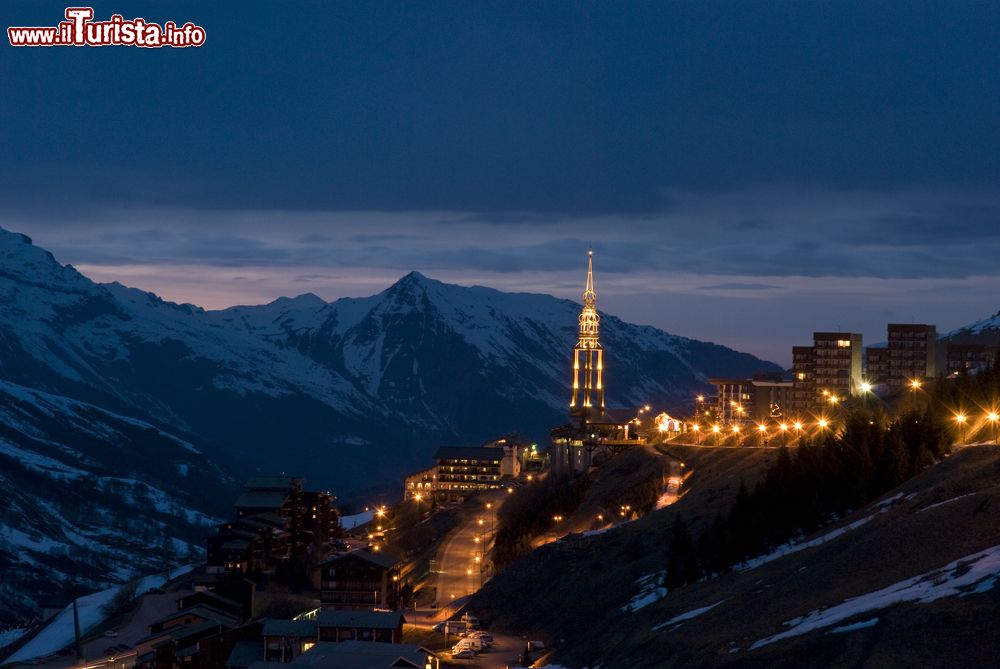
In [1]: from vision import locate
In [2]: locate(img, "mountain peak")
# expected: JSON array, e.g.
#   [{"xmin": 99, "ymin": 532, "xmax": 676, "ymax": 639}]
[
  {"xmin": 397, "ymin": 270, "xmax": 432, "ymax": 285},
  {"xmin": 269, "ymin": 293, "xmax": 327, "ymax": 308}
]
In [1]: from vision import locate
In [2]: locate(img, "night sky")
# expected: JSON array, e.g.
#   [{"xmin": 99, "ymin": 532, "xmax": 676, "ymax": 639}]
[{"xmin": 2, "ymin": 1, "xmax": 999, "ymax": 364}]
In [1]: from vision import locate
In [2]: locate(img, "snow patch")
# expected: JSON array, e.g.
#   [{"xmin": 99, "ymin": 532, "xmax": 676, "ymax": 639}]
[
  {"xmin": 738, "ymin": 515, "xmax": 875, "ymax": 571},
  {"xmin": 7, "ymin": 565, "xmax": 196, "ymax": 662},
  {"xmin": 829, "ymin": 617, "xmax": 879, "ymax": 634},
  {"xmin": 623, "ymin": 571, "xmax": 667, "ymax": 612},
  {"xmin": 750, "ymin": 544, "xmax": 1000, "ymax": 649},
  {"xmin": 652, "ymin": 600, "xmax": 726, "ymax": 631}
]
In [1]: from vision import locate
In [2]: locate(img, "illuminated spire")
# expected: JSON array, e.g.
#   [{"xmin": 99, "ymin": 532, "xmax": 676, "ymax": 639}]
[
  {"xmin": 570, "ymin": 249, "xmax": 604, "ymax": 415},
  {"xmin": 583, "ymin": 248, "xmax": 596, "ymax": 308}
]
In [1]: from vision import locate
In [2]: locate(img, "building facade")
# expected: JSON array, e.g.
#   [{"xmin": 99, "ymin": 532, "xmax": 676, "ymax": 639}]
[
  {"xmin": 433, "ymin": 446, "xmax": 504, "ymax": 500},
  {"xmin": 790, "ymin": 345, "xmax": 815, "ymax": 415},
  {"xmin": 812, "ymin": 332, "xmax": 863, "ymax": 401},
  {"xmin": 865, "ymin": 347, "xmax": 889, "ymax": 385},
  {"xmin": 709, "ymin": 373, "xmax": 793, "ymax": 424},
  {"xmin": 946, "ymin": 343, "xmax": 997, "ymax": 376},
  {"xmin": 885, "ymin": 323, "xmax": 937, "ymax": 389},
  {"xmin": 317, "ymin": 550, "xmax": 402, "ymax": 610}
]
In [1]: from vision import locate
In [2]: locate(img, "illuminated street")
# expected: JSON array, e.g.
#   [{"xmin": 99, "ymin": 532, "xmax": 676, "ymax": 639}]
[{"xmin": 435, "ymin": 491, "xmax": 505, "ymax": 607}]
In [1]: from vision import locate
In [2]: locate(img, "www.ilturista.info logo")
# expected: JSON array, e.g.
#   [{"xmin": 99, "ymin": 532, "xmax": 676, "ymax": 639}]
[{"xmin": 8, "ymin": 7, "xmax": 205, "ymax": 48}]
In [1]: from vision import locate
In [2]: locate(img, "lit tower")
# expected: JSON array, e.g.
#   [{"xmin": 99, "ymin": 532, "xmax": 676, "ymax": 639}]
[{"xmin": 570, "ymin": 250, "xmax": 604, "ymax": 416}]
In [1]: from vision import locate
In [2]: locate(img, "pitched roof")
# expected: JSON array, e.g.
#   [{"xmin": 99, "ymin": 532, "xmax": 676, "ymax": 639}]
[
  {"xmin": 177, "ymin": 590, "xmax": 243, "ymax": 612},
  {"xmin": 315, "ymin": 609, "xmax": 404, "ymax": 630},
  {"xmin": 225, "ymin": 640, "xmax": 263, "ymax": 669},
  {"xmin": 260, "ymin": 618, "xmax": 317, "ymax": 638},
  {"xmin": 320, "ymin": 549, "xmax": 401, "ymax": 570},
  {"xmin": 149, "ymin": 604, "xmax": 237, "ymax": 630},
  {"xmin": 433, "ymin": 446, "xmax": 504, "ymax": 462},
  {"xmin": 286, "ymin": 641, "xmax": 430, "ymax": 669}
]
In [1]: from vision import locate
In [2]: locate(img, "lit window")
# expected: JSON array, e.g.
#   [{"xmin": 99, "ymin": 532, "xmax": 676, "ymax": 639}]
[{"xmin": 837, "ymin": 340, "xmax": 851, "ymax": 348}]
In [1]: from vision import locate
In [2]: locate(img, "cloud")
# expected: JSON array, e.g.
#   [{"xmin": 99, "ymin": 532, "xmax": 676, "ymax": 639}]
[{"xmin": 697, "ymin": 283, "xmax": 783, "ymax": 291}]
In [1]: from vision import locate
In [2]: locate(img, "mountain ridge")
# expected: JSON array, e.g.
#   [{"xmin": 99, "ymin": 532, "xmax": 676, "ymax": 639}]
[{"xmin": 0, "ymin": 224, "xmax": 784, "ymax": 490}]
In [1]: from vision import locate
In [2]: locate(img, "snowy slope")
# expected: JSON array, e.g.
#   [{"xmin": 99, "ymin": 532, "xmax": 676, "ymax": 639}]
[
  {"xmin": 0, "ymin": 379, "xmax": 230, "ymax": 626},
  {"xmin": 944, "ymin": 308, "xmax": 1000, "ymax": 340}
]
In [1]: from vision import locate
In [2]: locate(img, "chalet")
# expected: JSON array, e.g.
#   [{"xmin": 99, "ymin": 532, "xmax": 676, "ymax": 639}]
[
  {"xmin": 246, "ymin": 641, "xmax": 438, "ymax": 669},
  {"xmin": 207, "ymin": 476, "xmax": 338, "ymax": 578},
  {"xmin": 261, "ymin": 619, "xmax": 317, "ymax": 662},
  {"xmin": 317, "ymin": 550, "xmax": 402, "ymax": 610},
  {"xmin": 147, "ymin": 604, "xmax": 238, "ymax": 634},
  {"xmin": 175, "ymin": 591, "xmax": 246, "ymax": 622},
  {"xmin": 315, "ymin": 610, "xmax": 405, "ymax": 644}
]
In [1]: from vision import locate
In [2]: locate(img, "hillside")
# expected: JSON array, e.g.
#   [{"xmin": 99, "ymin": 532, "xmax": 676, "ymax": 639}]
[
  {"xmin": 0, "ymin": 226, "xmax": 780, "ymax": 494},
  {"xmin": 472, "ymin": 444, "xmax": 777, "ymax": 634},
  {"xmin": 0, "ymin": 379, "xmax": 235, "ymax": 625},
  {"xmin": 470, "ymin": 445, "xmax": 1000, "ymax": 668}
]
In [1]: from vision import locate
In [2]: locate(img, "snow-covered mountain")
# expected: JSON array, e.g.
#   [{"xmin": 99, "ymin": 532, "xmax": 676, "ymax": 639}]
[
  {"xmin": 0, "ymin": 226, "xmax": 779, "ymax": 496},
  {"xmin": 944, "ymin": 309, "xmax": 1000, "ymax": 344}
]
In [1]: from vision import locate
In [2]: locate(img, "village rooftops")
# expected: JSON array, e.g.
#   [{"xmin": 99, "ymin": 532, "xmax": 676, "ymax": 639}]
[{"xmin": 433, "ymin": 446, "xmax": 504, "ymax": 461}]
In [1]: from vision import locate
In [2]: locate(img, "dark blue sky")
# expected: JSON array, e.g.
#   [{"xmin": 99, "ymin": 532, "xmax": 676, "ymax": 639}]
[{"xmin": 2, "ymin": 1, "xmax": 999, "ymax": 363}]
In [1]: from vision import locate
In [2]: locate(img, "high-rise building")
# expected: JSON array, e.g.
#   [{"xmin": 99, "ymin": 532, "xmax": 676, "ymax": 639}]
[
  {"xmin": 866, "ymin": 347, "xmax": 889, "ymax": 385},
  {"xmin": 886, "ymin": 324, "xmax": 936, "ymax": 389},
  {"xmin": 790, "ymin": 345, "xmax": 815, "ymax": 415},
  {"xmin": 813, "ymin": 332, "xmax": 863, "ymax": 400}
]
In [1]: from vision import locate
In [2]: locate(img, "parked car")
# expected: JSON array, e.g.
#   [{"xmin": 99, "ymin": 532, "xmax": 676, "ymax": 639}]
[
  {"xmin": 469, "ymin": 631, "xmax": 494, "ymax": 645},
  {"xmin": 453, "ymin": 638, "xmax": 484, "ymax": 653},
  {"xmin": 450, "ymin": 649, "xmax": 475, "ymax": 659}
]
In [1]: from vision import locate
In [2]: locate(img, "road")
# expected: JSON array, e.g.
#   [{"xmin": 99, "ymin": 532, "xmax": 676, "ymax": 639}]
[{"xmin": 434, "ymin": 490, "xmax": 506, "ymax": 607}]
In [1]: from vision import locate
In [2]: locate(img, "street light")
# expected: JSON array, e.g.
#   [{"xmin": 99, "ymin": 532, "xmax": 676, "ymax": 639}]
[
  {"xmin": 860, "ymin": 382, "xmax": 872, "ymax": 393},
  {"xmin": 818, "ymin": 418, "xmax": 829, "ymax": 430},
  {"xmin": 954, "ymin": 413, "xmax": 968, "ymax": 444},
  {"xmin": 910, "ymin": 379, "xmax": 923, "ymax": 391},
  {"xmin": 988, "ymin": 412, "xmax": 1000, "ymax": 444}
]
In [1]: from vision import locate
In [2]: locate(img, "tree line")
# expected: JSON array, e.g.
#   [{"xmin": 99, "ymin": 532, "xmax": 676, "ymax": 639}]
[
  {"xmin": 665, "ymin": 406, "xmax": 950, "ymax": 589},
  {"xmin": 493, "ymin": 473, "xmax": 591, "ymax": 568}
]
